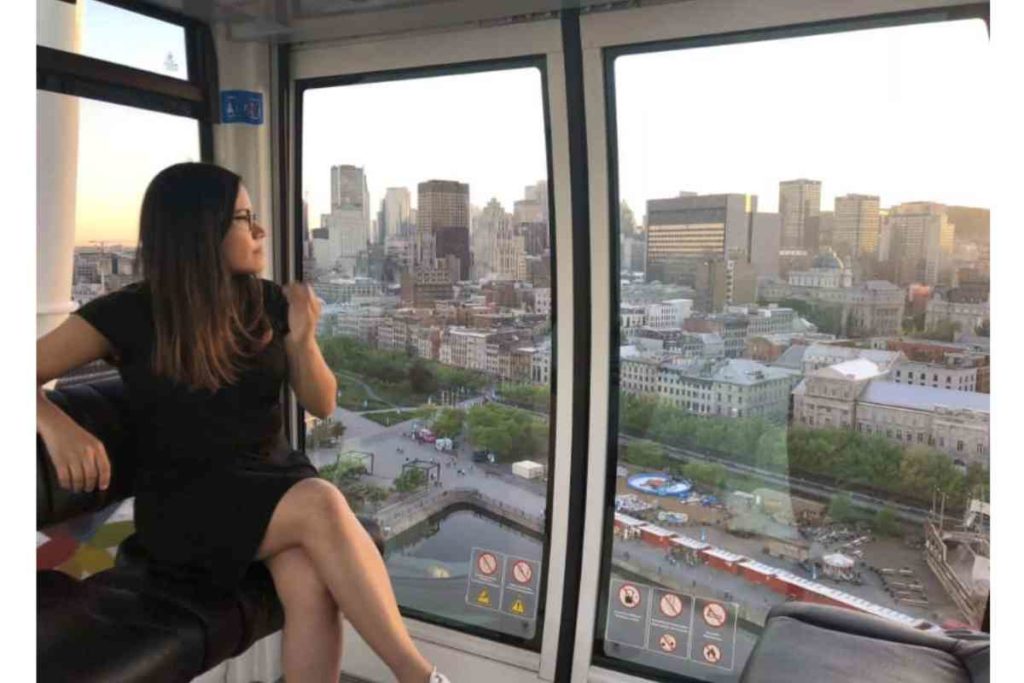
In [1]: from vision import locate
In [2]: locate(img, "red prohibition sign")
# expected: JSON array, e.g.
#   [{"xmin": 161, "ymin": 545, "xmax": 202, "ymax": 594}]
[
  {"xmin": 703, "ymin": 602, "xmax": 727, "ymax": 628},
  {"xmin": 660, "ymin": 593, "xmax": 683, "ymax": 618},
  {"xmin": 477, "ymin": 552, "xmax": 498, "ymax": 576},
  {"xmin": 659, "ymin": 633, "xmax": 677, "ymax": 652},
  {"xmin": 618, "ymin": 583, "xmax": 641, "ymax": 609},
  {"xmin": 512, "ymin": 560, "xmax": 533, "ymax": 584},
  {"xmin": 703, "ymin": 643, "xmax": 722, "ymax": 664}
]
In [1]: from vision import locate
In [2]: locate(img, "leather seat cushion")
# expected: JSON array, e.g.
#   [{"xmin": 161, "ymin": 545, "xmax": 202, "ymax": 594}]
[
  {"xmin": 38, "ymin": 570, "xmax": 205, "ymax": 683},
  {"xmin": 742, "ymin": 614, "xmax": 970, "ymax": 683},
  {"xmin": 741, "ymin": 603, "xmax": 989, "ymax": 683},
  {"xmin": 97, "ymin": 534, "xmax": 284, "ymax": 669}
]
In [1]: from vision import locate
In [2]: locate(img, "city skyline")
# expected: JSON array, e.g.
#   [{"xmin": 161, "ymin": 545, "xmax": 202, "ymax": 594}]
[{"xmin": 70, "ymin": 14, "xmax": 990, "ymax": 249}]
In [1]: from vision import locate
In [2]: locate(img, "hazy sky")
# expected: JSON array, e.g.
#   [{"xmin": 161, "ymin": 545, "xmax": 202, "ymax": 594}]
[
  {"xmin": 70, "ymin": 6, "xmax": 989, "ymax": 245},
  {"xmin": 614, "ymin": 18, "xmax": 992, "ymax": 216},
  {"xmin": 302, "ymin": 68, "xmax": 549, "ymax": 224},
  {"xmin": 71, "ymin": 0, "xmax": 195, "ymax": 246}
]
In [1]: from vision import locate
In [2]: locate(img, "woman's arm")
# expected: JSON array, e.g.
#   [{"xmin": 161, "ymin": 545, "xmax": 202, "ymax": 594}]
[
  {"xmin": 37, "ymin": 315, "xmax": 116, "ymax": 491},
  {"xmin": 282, "ymin": 282, "xmax": 337, "ymax": 419}
]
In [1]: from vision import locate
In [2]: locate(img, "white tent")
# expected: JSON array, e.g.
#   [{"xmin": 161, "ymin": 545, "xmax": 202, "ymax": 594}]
[{"xmin": 512, "ymin": 460, "xmax": 546, "ymax": 479}]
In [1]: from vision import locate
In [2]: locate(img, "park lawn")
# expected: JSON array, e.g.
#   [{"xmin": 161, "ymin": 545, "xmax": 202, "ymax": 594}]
[
  {"xmin": 337, "ymin": 380, "xmax": 391, "ymax": 411},
  {"xmin": 364, "ymin": 410, "xmax": 417, "ymax": 426}
]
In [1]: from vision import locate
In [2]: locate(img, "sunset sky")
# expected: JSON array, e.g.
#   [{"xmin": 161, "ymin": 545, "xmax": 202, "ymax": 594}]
[{"xmin": 70, "ymin": 4, "xmax": 989, "ymax": 246}]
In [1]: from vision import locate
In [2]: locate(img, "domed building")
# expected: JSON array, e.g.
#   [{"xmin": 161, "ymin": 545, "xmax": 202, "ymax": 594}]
[{"xmin": 788, "ymin": 248, "xmax": 852, "ymax": 289}]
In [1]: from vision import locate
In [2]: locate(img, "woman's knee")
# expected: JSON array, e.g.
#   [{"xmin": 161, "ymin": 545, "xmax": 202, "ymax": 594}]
[
  {"xmin": 257, "ymin": 478, "xmax": 351, "ymax": 559},
  {"xmin": 295, "ymin": 478, "xmax": 352, "ymax": 521}
]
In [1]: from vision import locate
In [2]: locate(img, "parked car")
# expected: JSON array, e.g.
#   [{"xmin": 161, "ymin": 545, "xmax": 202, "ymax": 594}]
[{"xmin": 472, "ymin": 450, "xmax": 496, "ymax": 464}]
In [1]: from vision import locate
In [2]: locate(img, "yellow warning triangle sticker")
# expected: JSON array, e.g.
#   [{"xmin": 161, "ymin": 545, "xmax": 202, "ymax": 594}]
[
  {"xmin": 511, "ymin": 598, "xmax": 525, "ymax": 615},
  {"xmin": 476, "ymin": 588, "xmax": 490, "ymax": 606}
]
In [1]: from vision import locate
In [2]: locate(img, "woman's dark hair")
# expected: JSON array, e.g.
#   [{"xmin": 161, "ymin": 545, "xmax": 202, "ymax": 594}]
[{"xmin": 137, "ymin": 162, "xmax": 271, "ymax": 392}]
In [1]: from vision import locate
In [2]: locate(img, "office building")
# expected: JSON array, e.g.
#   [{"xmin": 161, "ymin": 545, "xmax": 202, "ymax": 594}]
[{"xmin": 779, "ymin": 179, "xmax": 822, "ymax": 251}]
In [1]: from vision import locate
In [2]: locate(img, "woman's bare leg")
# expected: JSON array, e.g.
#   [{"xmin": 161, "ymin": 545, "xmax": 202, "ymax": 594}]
[
  {"xmin": 257, "ymin": 479, "xmax": 434, "ymax": 683},
  {"xmin": 265, "ymin": 546, "xmax": 343, "ymax": 682}
]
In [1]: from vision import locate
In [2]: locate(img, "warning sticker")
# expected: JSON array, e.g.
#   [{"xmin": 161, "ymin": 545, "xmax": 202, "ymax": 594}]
[
  {"xmin": 478, "ymin": 552, "xmax": 499, "ymax": 577},
  {"xmin": 604, "ymin": 578, "xmax": 736, "ymax": 668},
  {"xmin": 702, "ymin": 643, "xmax": 722, "ymax": 664},
  {"xmin": 500, "ymin": 554, "xmax": 540, "ymax": 621},
  {"xmin": 660, "ymin": 593, "xmax": 684, "ymax": 618},
  {"xmin": 692, "ymin": 597, "xmax": 738, "ymax": 671},
  {"xmin": 646, "ymin": 588, "xmax": 693, "ymax": 660},
  {"xmin": 512, "ymin": 560, "xmax": 533, "ymax": 584},
  {"xmin": 466, "ymin": 547, "xmax": 505, "ymax": 612},
  {"xmin": 619, "ymin": 583, "xmax": 642, "ymax": 609},
  {"xmin": 605, "ymin": 579, "xmax": 651, "ymax": 649},
  {"xmin": 702, "ymin": 601, "xmax": 727, "ymax": 628},
  {"xmin": 469, "ymin": 547, "xmax": 504, "ymax": 586}
]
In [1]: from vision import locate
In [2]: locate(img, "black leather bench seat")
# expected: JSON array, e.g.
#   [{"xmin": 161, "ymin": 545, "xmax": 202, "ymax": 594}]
[
  {"xmin": 38, "ymin": 569, "xmax": 206, "ymax": 683},
  {"xmin": 740, "ymin": 603, "xmax": 989, "ymax": 683},
  {"xmin": 37, "ymin": 377, "xmax": 386, "ymax": 682}
]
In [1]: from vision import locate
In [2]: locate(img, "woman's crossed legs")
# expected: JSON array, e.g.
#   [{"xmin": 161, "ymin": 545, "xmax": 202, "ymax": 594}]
[{"xmin": 256, "ymin": 478, "xmax": 434, "ymax": 683}]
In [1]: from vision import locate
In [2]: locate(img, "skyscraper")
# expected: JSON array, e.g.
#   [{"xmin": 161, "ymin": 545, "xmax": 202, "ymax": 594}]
[
  {"xmin": 382, "ymin": 187, "xmax": 412, "ymax": 241},
  {"xmin": 473, "ymin": 198, "xmax": 508, "ymax": 278},
  {"xmin": 330, "ymin": 164, "xmax": 369, "ymax": 213},
  {"xmin": 881, "ymin": 201, "xmax": 955, "ymax": 285},
  {"xmin": 418, "ymin": 180, "xmax": 470, "ymax": 280},
  {"xmin": 644, "ymin": 192, "xmax": 755, "ymax": 285},
  {"xmin": 325, "ymin": 165, "xmax": 371, "ymax": 274},
  {"xmin": 834, "ymin": 194, "xmax": 881, "ymax": 262},
  {"xmin": 779, "ymin": 179, "xmax": 822, "ymax": 251}
]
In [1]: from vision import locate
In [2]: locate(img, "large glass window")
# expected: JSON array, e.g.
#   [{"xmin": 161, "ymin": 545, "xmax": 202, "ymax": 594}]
[
  {"xmin": 38, "ymin": 0, "xmax": 189, "ymax": 80},
  {"xmin": 300, "ymin": 65, "xmax": 554, "ymax": 645},
  {"xmin": 599, "ymin": 17, "xmax": 990, "ymax": 680},
  {"xmin": 35, "ymin": 91, "xmax": 199, "ymax": 574}
]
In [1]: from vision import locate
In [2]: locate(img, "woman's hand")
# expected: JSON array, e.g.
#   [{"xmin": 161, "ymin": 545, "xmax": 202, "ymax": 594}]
[
  {"xmin": 283, "ymin": 281, "xmax": 321, "ymax": 344},
  {"xmin": 39, "ymin": 418, "xmax": 112, "ymax": 493}
]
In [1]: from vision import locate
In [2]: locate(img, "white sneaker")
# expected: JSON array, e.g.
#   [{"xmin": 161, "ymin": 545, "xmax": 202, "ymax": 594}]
[{"xmin": 428, "ymin": 665, "xmax": 451, "ymax": 683}]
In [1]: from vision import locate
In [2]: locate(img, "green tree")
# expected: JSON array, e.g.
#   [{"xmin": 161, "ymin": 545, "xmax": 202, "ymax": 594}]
[
  {"xmin": 466, "ymin": 403, "xmax": 548, "ymax": 463},
  {"xmin": 828, "ymin": 493, "xmax": 856, "ymax": 523},
  {"xmin": 433, "ymin": 408, "xmax": 466, "ymax": 438},
  {"xmin": 394, "ymin": 467, "xmax": 428, "ymax": 493},
  {"xmin": 873, "ymin": 507, "xmax": 899, "ymax": 536},
  {"xmin": 409, "ymin": 360, "xmax": 438, "ymax": 395},
  {"xmin": 623, "ymin": 440, "xmax": 666, "ymax": 469},
  {"xmin": 681, "ymin": 462, "xmax": 728, "ymax": 490}
]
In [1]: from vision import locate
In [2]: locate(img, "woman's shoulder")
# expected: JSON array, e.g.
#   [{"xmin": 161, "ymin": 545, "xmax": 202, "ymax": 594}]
[{"xmin": 72, "ymin": 280, "xmax": 152, "ymax": 359}]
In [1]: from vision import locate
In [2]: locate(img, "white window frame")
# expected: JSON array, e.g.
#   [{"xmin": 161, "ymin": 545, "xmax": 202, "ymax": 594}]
[
  {"xmin": 578, "ymin": 1, "xmax": 985, "ymax": 681},
  {"xmin": 288, "ymin": 19, "xmax": 575, "ymax": 681}
]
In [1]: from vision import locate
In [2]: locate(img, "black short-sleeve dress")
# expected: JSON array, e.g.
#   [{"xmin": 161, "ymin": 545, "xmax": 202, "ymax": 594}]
[{"xmin": 73, "ymin": 278, "xmax": 319, "ymax": 591}]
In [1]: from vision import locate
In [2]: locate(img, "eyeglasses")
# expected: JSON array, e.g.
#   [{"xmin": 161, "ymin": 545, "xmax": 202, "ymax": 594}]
[{"xmin": 233, "ymin": 210, "xmax": 260, "ymax": 236}]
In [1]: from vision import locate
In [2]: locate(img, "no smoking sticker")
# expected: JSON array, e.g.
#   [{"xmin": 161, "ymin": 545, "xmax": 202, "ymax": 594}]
[
  {"xmin": 512, "ymin": 560, "xmax": 533, "ymax": 584},
  {"xmin": 619, "ymin": 583, "xmax": 642, "ymax": 609},
  {"xmin": 702, "ymin": 602, "xmax": 727, "ymax": 628},
  {"xmin": 477, "ymin": 552, "xmax": 498, "ymax": 576},
  {"xmin": 659, "ymin": 593, "xmax": 683, "ymax": 618}
]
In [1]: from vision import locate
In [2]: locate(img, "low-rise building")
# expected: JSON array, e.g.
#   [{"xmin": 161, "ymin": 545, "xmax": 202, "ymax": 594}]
[
  {"xmin": 893, "ymin": 360, "xmax": 978, "ymax": 392},
  {"xmin": 621, "ymin": 354, "xmax": 799, "ymax": 420},
  {"xmin": 925, "ymin": 296, "xmax": 989, "ymax": 334},
  {"xmin": 793, "ymin": 360, "xmax": 990, "ymax": 465},
  {"xmin": 439, "ymin": 327, "xmax": 491, "ymax": 372}
]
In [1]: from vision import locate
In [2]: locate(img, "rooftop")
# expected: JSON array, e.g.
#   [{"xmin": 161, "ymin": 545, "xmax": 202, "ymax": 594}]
[
  {"xmin": 860, "ymin": 380, "xmax": 990, "ymax": 414},
  {"xmin": 816, "ymin": 358, "xmax": 887, "ymax": 381}
]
